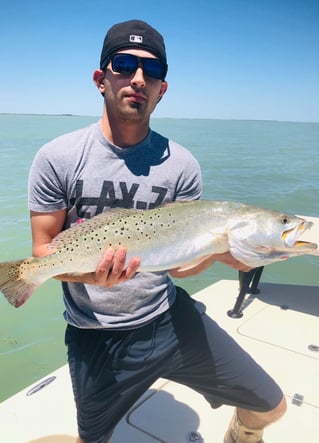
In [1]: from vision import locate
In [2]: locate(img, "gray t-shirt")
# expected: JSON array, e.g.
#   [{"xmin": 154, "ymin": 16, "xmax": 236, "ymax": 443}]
[{"xmin": 28, "ymin": 122, "xmax": 202, "ymax": 329}]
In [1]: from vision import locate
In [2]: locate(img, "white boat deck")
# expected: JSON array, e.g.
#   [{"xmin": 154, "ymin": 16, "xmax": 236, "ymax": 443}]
[
  {"xmin": 1, "ymin": 279, "xmax": 318, "ymax": 443},
  {"xmin": 1, "ymin": 216, "xmax": 318, "ymax": 443}
]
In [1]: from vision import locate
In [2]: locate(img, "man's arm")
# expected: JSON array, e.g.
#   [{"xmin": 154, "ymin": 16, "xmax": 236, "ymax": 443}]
[
  {"xmin": 30, "ymin": 210, "xmax": 140, "ymax": 287},
  {"xmin": 169, "ymin": 252, "xmax": 251, "ymax": 278}
]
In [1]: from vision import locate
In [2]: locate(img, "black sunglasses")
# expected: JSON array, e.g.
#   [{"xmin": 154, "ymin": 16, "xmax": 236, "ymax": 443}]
[{"xmin": 102, "ymin": 53, "xmax": 167, "ymax": 80}]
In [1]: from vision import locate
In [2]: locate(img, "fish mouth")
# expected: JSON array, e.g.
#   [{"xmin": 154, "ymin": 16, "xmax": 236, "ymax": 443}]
[{"xmin": 282, "ymin": 221, "xmax": 317, "ymax": 250}]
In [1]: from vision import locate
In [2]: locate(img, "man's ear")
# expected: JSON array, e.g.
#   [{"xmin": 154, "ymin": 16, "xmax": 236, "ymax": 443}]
[
  {"xmin": 93, "ymin": 70, "xmax": 105, "ymax": 95},
  {"xmin": 158, "ymin": 81, "xmax": 168, "ymax": 102}
]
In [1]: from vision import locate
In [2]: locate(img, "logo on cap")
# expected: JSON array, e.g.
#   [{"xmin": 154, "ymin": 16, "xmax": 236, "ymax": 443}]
[{"xmin": 129, "ymin": 34, "xmax": 143, "ymax": 43}]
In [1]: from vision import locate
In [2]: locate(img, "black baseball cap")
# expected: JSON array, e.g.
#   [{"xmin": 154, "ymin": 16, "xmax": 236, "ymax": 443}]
[{"xmin": 100, "ymin": 20, "xmax": 167, "ymax": 71}]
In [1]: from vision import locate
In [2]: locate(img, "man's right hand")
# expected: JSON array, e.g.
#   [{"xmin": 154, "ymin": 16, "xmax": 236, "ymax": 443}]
[{"xmin": 93, "ymin": 247, "xmax": 141, "ymax": 287}]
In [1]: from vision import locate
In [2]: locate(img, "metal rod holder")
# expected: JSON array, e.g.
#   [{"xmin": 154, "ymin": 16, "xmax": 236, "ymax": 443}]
[{"xmin": 227, "ymin": 267, "xmax": 264, "ymax": 318}]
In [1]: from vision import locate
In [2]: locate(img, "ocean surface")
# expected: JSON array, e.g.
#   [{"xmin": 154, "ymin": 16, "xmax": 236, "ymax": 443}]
[{"xmin": 0, "ymin": 114, "xmax": 318, "ymax": 401}]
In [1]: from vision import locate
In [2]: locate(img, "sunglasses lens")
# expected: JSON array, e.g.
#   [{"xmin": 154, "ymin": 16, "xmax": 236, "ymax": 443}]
[
  {"xmin": 112, "ymin": 54, "xmax": 166, "ymax": 80},
  {"xmin": 143, "ymin": 59, "xmax": 166, "ymax": 80},
  {"xmin": 112, "ymin": 54, "xmax": 137, "ymax": 74}
]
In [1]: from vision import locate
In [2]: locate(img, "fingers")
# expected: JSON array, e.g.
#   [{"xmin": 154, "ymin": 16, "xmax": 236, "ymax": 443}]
[
  {"xmin": 95, "ymin": 247, "xmax": 140, "ymax": 288},
  {"xmin": 122, "ymin": 256, "xmax": 141, "ymax": 280},
  {"xmin": 96, "ymin": 247, "xmax": 116, "ymax": 275}
]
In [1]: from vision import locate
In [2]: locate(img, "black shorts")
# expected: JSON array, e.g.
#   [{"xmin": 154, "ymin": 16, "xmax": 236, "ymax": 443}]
[{"xmin": 65, "ymin": 287, "xmax": 283, "ymax": 443}]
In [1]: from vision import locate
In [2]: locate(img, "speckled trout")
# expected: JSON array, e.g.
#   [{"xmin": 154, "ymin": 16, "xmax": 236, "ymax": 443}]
[{"xmin": 0, "ymin": 200, "xmax": 317, "ymax": 308}]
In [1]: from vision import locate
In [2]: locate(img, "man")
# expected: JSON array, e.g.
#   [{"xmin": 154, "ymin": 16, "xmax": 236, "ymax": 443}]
[{"xmin": 28, "ymin": 20, "xmax": 286, "ymax": 443}]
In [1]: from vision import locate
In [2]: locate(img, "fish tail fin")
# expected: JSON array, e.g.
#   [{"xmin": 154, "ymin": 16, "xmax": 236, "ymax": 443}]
[{"xmin": 0, "ymin": 259, "xmax": 39, "ymax": 308}]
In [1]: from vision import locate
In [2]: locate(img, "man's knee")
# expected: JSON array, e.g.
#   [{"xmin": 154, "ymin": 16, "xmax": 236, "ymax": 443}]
[
  {"xmin": 239, "ymin": 395, "xmax": 287, "ymax": 429},
  {"xmin": 263, "ymin": 395, "xmax": 287, "ymax": 424},
  {"xmin": 224, "ymin": 397, "xmax": 287, "ymax": 443}
]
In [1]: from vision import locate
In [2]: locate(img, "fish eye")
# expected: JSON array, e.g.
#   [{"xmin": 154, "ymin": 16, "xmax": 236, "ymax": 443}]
[{"xmin": 280, "ymin": 216, "xmax": 289, "ymax": 224}]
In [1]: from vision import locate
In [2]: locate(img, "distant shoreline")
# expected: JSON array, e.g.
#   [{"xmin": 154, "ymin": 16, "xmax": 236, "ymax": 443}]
[
  {"xmin": 0, "ymin": 112, "xmax": 97, "ymax": 118},
  {"xmin": 0, "ymin": 113, "xmax": 318, "ymax": 124}
]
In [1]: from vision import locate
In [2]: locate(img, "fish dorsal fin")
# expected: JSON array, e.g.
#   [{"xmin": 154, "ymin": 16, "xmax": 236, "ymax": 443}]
[{"xmin": 49, "ymin": 208, "xmax": 138, "ymax": 250}]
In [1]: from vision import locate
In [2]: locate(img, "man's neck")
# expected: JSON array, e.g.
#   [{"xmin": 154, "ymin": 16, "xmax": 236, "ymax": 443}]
[{"xmin": 100, "ymin": 109, "xmax": 150, "ymax": 148}]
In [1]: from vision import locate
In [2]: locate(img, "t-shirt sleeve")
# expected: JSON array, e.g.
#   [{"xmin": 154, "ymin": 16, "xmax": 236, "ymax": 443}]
[
  {"xmin": 169, "ymin": 141, "xmax": 202, "ymax": 202},
  {"xmin": 28, "ymin": 142, "xmax": 68, "ymax": 212},
  {"xmin": 175, "ymin": 159, "xmax": 202, "ymax": 201}
]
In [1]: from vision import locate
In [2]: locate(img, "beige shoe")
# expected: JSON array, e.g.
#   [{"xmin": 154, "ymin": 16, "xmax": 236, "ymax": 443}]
[{"xmin": 224, "ymin": 411, "xmax": 264, "ymax": 443}]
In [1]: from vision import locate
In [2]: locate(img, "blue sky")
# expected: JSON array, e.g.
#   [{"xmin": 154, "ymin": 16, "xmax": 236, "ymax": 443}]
[{"xmin": 1, "ymin": 0, "xmax": 318, "ymax": 122}]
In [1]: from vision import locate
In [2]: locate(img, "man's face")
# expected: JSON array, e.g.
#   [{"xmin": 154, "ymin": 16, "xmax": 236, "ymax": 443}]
[{"xmin": 97, "ymin": 49, "xmax": 168, "ymax": 123}]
